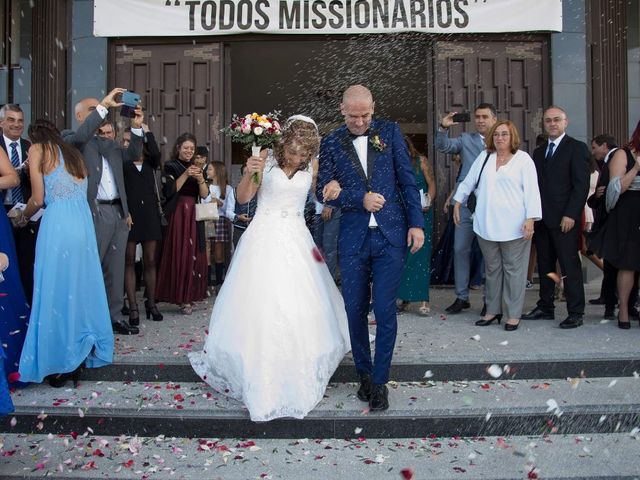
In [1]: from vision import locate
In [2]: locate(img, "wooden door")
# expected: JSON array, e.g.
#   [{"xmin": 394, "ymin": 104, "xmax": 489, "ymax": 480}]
[
  {"xmin": 112, "ymin": 42, "xmax": 223, "ymax": 163},
  {"xmin": 429, "ymin": 39, "xmax": 550, "ymax": 241}
]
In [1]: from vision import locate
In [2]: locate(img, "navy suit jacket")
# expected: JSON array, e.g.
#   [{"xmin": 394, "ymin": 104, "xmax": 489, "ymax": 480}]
[
  {"xmin": 0, "ymin": 136, "xmax": 31, "ymax": 202},
  {"xmin": 533, "ymin": 134, "xmax": 590, "ymax": 228},
  {"xmin": 317, "ymin": 119, "xmax": 423, "ymax": 255}
]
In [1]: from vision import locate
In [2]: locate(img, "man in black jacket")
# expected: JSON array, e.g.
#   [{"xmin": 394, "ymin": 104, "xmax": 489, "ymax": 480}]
[
  {"xmin": 523, "ymin": 106, "xmax": 591, "ymax": 328},
  {"xmin": 1, "ymin": 103, "xmax": 36, "ymax": 302}
]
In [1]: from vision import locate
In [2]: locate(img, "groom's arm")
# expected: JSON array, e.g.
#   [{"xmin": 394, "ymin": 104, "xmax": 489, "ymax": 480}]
[
  {"xmin": 390, "ymin": 123, "xmax": 424, "ymax": 228},
  {"xmin": 317, "ymin": 135, "xmax": 367, "ymax": 211}
]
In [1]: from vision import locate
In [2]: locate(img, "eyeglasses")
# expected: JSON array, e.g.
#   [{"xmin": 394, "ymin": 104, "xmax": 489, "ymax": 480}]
[{"xmin": 492, "ymin": 132, "xmax": 510, "ymax": 138}]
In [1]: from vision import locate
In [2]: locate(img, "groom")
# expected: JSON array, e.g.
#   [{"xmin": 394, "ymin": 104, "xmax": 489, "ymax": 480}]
[{"xmin": 317, "ymin": 85, "xmax": 424, "ymax": 411}]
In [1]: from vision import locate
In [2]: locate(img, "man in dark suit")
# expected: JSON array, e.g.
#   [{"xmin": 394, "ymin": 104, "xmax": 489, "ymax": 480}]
[
  {"xmin": 0, "ymin": 103, "xmax": 36, "ymax": 303},
  {"xmin": 523, "ymin": 106, "xmax": 591, "ymax": 328},
  {"xmin": 317, "ymin": 85, "xmax": 424, "ymax": 411},
  {"xmin": 63, "ymin": 88, "xmax": 144, "ymax": 335}
]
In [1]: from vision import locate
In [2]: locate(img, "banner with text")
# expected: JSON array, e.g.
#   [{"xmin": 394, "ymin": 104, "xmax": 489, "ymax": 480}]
[{"xmin": 94, "ymin": 0, "xmax": 563, "ymax": 37}]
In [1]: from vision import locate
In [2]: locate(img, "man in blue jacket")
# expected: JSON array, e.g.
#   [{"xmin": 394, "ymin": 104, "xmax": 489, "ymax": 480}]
[{"xmin": 436, "ymin": 103, "xmax": 496, "ymax": 314}]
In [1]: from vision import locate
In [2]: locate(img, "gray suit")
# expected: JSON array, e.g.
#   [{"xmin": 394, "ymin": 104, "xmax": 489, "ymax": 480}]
[
  {"xmin": 62, "ymin": 110, "xmax": 142, "ymax": 325},
  {"xmin": 435, "ymin": 128, "xmax": 485, "ymax": 301}
]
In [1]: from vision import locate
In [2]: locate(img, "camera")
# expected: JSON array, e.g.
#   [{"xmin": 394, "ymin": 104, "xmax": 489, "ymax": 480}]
[
  {"xmin": 120, "ymin": 91, "xmax": 140, "ymax": 118},
  {"xmin": 452, "ymin": 112, "xmax": 471, "ymax": 123}
]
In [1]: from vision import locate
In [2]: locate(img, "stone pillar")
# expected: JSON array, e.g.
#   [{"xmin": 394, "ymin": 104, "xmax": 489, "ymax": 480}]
[{"xmin": 69, "ymin": 0, "xmax": 108, "ymax": 129}]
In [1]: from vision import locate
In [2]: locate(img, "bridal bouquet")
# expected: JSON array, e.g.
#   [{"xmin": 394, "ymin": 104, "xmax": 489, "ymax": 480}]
[{"xmin": 222, "ymin": 111, "xmax": 282, "ymax": 184}]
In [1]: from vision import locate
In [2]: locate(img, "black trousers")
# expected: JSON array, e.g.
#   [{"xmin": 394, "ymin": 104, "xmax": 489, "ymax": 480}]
[{"xmin": 534, "ymin": 221, "xmax": 585, "ymax": 315}]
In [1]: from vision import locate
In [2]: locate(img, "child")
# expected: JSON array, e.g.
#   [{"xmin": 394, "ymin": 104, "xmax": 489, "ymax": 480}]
[{"xmin": 206, "ymin": 161, "xmax": 235, "ymax": 289}]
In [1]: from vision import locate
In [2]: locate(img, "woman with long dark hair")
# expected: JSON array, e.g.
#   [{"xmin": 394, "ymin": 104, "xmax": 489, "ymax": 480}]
[
  {"xmin": 123, "ymin": 125, "xmax": 164, "ymax": 324},
  {"xmin": 156, "ymin": 133, "xmax": 209, "ymax": 315},
  {"xmin": 17, "ymin": 119, "xmax": 113, "ymax": 387}
]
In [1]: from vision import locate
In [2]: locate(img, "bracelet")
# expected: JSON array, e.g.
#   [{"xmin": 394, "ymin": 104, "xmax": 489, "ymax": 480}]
[{"xmin": 198, "ymin": 181, "xmax": 205, "ymax": 185}]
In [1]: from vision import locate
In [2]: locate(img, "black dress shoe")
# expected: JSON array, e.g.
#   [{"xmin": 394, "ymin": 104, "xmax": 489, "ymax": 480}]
[
  {"xmin": 522, "ymin": 307, "xmax": 554, "ymax": 320},
  {"xmin": 112, "ymin": 322, "xmax": 139, "ymax": 335},
  {"xmin": 588, "ymin": 297, "xmax": 606, "ymax": 305},
  {"xmin": 559, "ymin": 315, "xmax": 583, "ymax": 329},
  {"xmin": 475, "ymin": 314, "xmax": 502, "ymax": 326},
  {"xmin": 445, "ymin": 298, "xmax": 470, "ymax": 314},
  {"xmin": 369, "ymin": 384, "xmax": 389, "ymax": 411},
  {"xmin": 357, "ymin": 374, "xmax": 373, "ymax": 402},
  {"xmin": 604, "ymin": 306, "xmax": 616, "ymax": 320}
]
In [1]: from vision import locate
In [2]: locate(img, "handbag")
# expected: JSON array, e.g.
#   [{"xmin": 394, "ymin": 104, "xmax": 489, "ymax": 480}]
[
  {"xmin": 195, "ymin": 200, "xmax": 219, "ymax": 222},
  {"xmin": 152, "ymin": 169, "xmax": 169, "ymax": 227},
  {"xmin": 466, "ymin": 152, "xmax": 491, "ymax": 213}
]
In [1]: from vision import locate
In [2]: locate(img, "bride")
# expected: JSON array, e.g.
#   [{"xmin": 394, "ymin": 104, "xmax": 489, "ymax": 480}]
[{"xmin": 189, "ymin": 115, "xmax": 351, "ymax": 422}]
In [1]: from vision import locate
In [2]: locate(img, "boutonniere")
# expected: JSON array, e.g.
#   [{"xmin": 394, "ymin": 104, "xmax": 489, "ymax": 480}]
[{"xmin": 370, "ymin": 133, "xmax": 387, "ymax": 152}]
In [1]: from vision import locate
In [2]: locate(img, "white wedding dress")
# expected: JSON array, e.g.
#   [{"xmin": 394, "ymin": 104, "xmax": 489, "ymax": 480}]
[{"xmin": 189, "ymin": 155, "xmax": 351, "ymax": 422}]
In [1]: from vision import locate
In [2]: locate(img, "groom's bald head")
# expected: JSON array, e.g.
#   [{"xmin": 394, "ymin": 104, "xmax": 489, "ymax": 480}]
[{"xmin": 341, "ymin": 85, "xmax": 375, "ymax": 136}]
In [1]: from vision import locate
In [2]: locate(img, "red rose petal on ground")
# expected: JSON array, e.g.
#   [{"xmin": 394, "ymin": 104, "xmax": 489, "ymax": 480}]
[
  {"xmin": 528, "ymin": 468, "xmax": 539, "ymax": 479},
  {"xmin": 7, "ymin": 372, "xmax": 20, "ymax": 383},
  {"xmin": 123, "ymin": 459, "xmax": 134, "ymax": 468},
  {"xmin": 311, "ymin": 247, "xmax": 325, "ymax": 263},
  {"xmin": 400, "ymin": 468, "xmax": 415, "ymax": 479}
]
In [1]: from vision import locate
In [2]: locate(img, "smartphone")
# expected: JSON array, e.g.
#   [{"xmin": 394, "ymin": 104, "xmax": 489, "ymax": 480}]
[
  {"xmin": 120, "ymin": 91, "xmax": 141, "ymax": 118},
  {"xmin": 452, "ymin": 112, "xmax": 471, "ymax": 123}
]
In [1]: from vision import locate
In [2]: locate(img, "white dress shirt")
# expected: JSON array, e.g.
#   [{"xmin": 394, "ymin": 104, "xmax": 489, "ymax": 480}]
[
  {"xmin": 454, "ymin": 149, "xmax": 542, "ymax": 242},
  {"xmin": 352, "ymin": 136, "xmax": 377, "ymax": 227}
]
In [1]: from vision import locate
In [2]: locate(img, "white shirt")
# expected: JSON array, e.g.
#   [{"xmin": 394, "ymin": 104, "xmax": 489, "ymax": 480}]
[
  {"xmin": 207, "ymin": 184, "xmax": 235, "ymax": 220},
  {"xmin": 454, "ymin": 150, "xmax": 542, "ymax": 241},
  {"xmin": 352, "ymin": 136, "xmax": 377, "ymax": 227},
  {"xmin": 546, "ymin": 133, "xmax": 566, "ymax": 158}
]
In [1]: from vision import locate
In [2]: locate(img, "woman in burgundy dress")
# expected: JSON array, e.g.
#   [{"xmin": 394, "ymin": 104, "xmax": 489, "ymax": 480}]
[{"xmin": 156, "ymin": 133, "xmax": 209, "ymax": 315}]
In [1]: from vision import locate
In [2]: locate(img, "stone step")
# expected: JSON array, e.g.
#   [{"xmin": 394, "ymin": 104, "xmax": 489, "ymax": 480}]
[
  {"xmin": 4, "ymin": 378, "xmax": 640, "ymax": 439},
  {"xmin": 86, "ymin": 358, "xmax": 640, "ymax": 383},
  {"xmin": 0, "ymin": 432, "xmax": 638, "ymax": 479}
]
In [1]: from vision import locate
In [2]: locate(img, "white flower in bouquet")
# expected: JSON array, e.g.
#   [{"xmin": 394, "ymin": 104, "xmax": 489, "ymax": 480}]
[{"xmin": 221, "ymin": 110, "xmax": 283, "ymax": 185}]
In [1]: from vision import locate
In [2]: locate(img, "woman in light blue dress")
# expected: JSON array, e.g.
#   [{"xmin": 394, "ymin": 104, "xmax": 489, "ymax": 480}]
[{"xmin": 17, "ymin": 120, "xmax": 113, "ymax": 387}]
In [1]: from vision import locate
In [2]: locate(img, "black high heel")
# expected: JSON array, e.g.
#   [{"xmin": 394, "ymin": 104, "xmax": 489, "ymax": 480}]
[
  {"xmin": 618, "ymin": 316, "xmax": 631, "ymax": 329},
  {"xmin": 46, "ymin": 374, "xmax": 68, "ymax": 388},
  {"xmin": 475, "ymin": 314, "xmax": 502, "ymax": 326},
  {"xmin": 504, "ymin": 321, "xmax": 520, "ymax": 331},
  {"xmin": 145, "ymin": 300, "xmax": 163, "ymax": 321},
  {"xmin": 71, "ymin": 364, "xmax": 84, "ymax": 388},
  {"xmin": 128, "ymin": 305, "xmax": 140, "ymax": 326}
]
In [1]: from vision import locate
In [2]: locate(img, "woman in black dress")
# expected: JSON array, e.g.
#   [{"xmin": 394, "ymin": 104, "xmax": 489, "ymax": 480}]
[
  {"xmin": 123, "ymin": 125, "xmax": 164, "ymax": 324},
  {"xmin": 595, "ymin": 120, "xmax": 640, "ymax": 329}
]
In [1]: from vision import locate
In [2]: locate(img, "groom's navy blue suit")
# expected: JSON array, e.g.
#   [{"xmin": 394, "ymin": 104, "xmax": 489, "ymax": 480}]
[{"xmin": 317, "ymin": 119, "xmax": 423, "ymax": 384}]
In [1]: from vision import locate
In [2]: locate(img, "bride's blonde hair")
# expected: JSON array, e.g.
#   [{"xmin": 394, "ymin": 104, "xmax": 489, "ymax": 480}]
[{"xmin": 273, "ymin": 120, "xmax": 320, "ymax": 172}]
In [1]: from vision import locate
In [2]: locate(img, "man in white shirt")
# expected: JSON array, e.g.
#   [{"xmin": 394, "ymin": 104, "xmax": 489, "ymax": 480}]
[{"xmin": 63, "ymin": 88, "xmax": 144, "ymax": 335}]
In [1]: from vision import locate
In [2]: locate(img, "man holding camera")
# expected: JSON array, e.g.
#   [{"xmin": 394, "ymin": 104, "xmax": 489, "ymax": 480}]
[
  {"xmin": 63, "ymin": 88, "xmax": 144, "ymax": 335},
  {"xmin": 436, "ymin": 103, "xmax": 497, "ymax": 314}
]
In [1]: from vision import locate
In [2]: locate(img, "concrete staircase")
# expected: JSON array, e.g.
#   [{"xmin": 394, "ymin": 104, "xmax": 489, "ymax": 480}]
[{"xmin": 1, "ymin": 284, "xmax": 639, "ymax": 478}]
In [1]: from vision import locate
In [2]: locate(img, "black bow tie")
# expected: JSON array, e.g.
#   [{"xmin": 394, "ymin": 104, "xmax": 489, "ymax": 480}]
[{"xmin": 348, "ymin": 130, "xmax": 369, "ymax": 139}]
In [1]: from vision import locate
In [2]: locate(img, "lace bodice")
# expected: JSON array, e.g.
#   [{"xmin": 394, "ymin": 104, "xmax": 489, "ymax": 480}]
[
  {"xmin": 44, "ymin": 153, "xmax": 87, "ymax": 205},
  {"xmin": 255, "ymin": 154, "xmax": 311, "ymax": 217}
]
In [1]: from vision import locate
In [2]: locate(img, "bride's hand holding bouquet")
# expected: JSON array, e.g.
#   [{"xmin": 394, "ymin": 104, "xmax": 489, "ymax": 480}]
[{"xmin": 222, "ymin": 111, "xmax": 282, "ymax": 184}]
